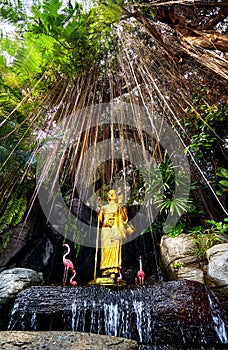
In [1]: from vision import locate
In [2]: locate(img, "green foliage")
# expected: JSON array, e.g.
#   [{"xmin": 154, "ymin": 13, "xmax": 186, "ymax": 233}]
[
  {"xmin": 0, "ymin": 0, "xmax": 120, "ymax": 90},
  {"xmin": 0, "ymin": 105, "xmax": 36, "ymax": 196},
  {"xmin": 166, "ymin": 218, "xmax": 227, "ymax": 259},
  {"xmin": 0, "ymin": 24, "xmax": 40, "ymax": 191},
  {"xmin": 0, "ymin": 2, "xmax": 226, "ymax": 246},
  {"xmin": 0, "ymin": 196, "xmax": 27, "ymax": 229},
  {"xmin": 0, "ymin": 186, "xmax": 28, "ymax": 253},
  {"xmin": 166, "ymin": 222, "xmax": 186, "ymax": 237},
  {"xmin": 0, "ymin": 0, "xmax": 26, "ymax": 27},
  {"xmin": 23, "ymin": 0, "xmax": 120, "ymax": 76},
  {"xmin": 168, "ymin": 215, "xmax": 227, "ymax": 234},
  {"xmin": 173, "ymin": 261, "xmax": 184, "ymax": 269},
  {"xmin": 215, "ymin": 167, "xmax": 228, "ymax": 195},
  {"xmin": 94, "ymin": 0, "xmax": 123, "ymax": 24},
  {"xmin": 167, "ymin": 221, "xmax": 202, "ymax": 238},
  {"xmin": 142, "ymin": 153, "xmax": 191, "ymax": 218},
  {"xmin": 185, "ymin": 89, "xmax": 227, "ymax": 162},
  {"xmin": 0, "ymin": 0, "xmax": 121, "ymax": 209},
  {"xmin": 204, "ymin": 218, "xmax": 228, "ymax": 235},
  {"xmin": 0, "ymin": 1, "xmax": 120, "ymax": 181},
  {"xmin": 182, "ymin": 88, "xmax": 228, "ymax": 219},
  {"xmin": 194, "ymin": 232, "xmax": 224, "ymax": 259},
  {"xmin": 192, "ymin": 219, "xmax": 227, "ymax": 259}
]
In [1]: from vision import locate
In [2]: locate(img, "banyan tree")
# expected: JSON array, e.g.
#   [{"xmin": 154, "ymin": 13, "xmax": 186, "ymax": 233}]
[{"xmin": 0, "ymin": 0, "xmax": 227, "ymax": 253}]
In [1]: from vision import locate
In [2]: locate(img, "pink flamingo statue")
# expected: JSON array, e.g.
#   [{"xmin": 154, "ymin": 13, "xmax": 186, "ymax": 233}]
[
  {"xmin": 116, "ymin": 266, "xmax": 122, "ymax": 285},
  {"xmin": 137, "ymin": 255, "xmax": 145, "ymax": 285},
  {"xmin": 70, "ymin": 270, "xmax": 77, "ymax": 286},
  {"xmin": 63, "ymin": 243, "xmax": 75, "ymax": 285}
]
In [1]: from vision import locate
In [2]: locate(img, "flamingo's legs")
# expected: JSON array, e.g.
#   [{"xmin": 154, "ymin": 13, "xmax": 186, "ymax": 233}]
[{"xmin": 63, "ymin": 267, "xmax": 68, "ymax": 285}]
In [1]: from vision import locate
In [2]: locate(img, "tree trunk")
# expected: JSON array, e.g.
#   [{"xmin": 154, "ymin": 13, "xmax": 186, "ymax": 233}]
[{"xmin": 182, "ymin": 31, "xmax": 228, "ymax": 52}]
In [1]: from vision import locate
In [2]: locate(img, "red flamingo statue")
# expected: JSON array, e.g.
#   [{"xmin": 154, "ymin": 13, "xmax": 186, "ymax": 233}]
[
  {"xmin": 137, "ymin": 255, "xmax": 145, "ymax": 285},
  {"xmin": 116, "ymin": 266, "xmax": 122, "ymax": 285},
  {"xmin": 63, "ymin": 243, "xmax": 75, "ymax": 285},
  {"xmin": 70, "ymin": 270, "xmax": 77, "ymax": 286}
]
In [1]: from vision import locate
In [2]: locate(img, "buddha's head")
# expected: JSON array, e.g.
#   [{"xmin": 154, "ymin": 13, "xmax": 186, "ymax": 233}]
[{"xmin": 107, "ymin": 189, "xmax": 117, "ymax": 202}]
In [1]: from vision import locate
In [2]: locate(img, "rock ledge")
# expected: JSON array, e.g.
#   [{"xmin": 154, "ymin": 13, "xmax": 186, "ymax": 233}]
[{"xmin": 0, "ymin": 331, "xmax": 138, "ymax": 350}]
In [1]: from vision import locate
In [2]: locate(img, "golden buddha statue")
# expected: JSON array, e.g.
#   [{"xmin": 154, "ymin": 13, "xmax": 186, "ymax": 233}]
[{"xmin": 97, "ymin": 189, "xmax": 128, "ymax": 280}]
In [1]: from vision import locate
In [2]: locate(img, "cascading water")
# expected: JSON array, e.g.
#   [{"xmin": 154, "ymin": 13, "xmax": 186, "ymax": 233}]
[
  {"xmin": 8, "ymin": 280, "xmax": 227, "ymax": 348},
  {"xmin": 7, "ymin": 301, "xmax": 19, "ymax": 331},
  {"xmin": 207, "ymin": 288, "xmax": 228, "ymax": 344}
]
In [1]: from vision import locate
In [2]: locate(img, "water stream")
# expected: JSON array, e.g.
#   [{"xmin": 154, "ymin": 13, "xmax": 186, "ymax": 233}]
[
  {"xmin": 7, "ymin": 281, "xmax": 227, "ymax": 348},
  {"xmin": 207, "ymin": 289, "xmax": 228, "ymax": 344}
]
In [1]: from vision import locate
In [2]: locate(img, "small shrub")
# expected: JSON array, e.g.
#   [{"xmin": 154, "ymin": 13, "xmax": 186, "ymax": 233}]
[
  {"xmin": 193, "ymin": 219, "xmax": 227, "ymax": 259},
  {"xmin": 173, "ymin": 261, "xmax": 184, "ymax": 269}
]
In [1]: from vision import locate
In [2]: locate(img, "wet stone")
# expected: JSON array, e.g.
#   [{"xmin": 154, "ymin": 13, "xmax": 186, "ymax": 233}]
[
  {"xmin": 0, "ymin": 331, "xmax": 138, "ymax": 349},
  {"xmin": 7, "ymin": 280, "xmax": 227, "ymax": 348},
  {"xmin": 0, "ymin": 268, "xmax": 44, "ymax": 330}
]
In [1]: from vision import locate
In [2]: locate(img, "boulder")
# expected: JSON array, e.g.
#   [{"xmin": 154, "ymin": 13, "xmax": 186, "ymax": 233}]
[
  {"xmin": 0, "ymin": 331, "xmax": 138, "ymax": 350},
  {"xmin": 160, "ymin": 234, "xmax": 204, "ymax": 283},
  {"xmin": 206, "ymin": 243, "xmax": 228, "ymax": 286},
  {"xmin": 7, "ymin": 280, "xmax": 225, "ymax": 348},
  {"xmin": 0, "ymin": 268, "xmax": 44, "ymax": 330},
  {"xmin": 206, "ymin": 243, "xmax": 228, "ymax": 310},
  {"xmin": 175, "ymin": 265, "xmax": 205, "ymax": 283}
]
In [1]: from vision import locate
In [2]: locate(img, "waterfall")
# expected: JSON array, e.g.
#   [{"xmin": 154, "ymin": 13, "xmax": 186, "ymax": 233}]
[
  {"xmin": 7, "ymin": 301, "xmax": 19, "ymax": 331},
  {"xmin": 70, "ymin": 290, "xmax": 145, "ymax": 341},
  {"xmin": 133, "ymin": 300, "xmax": 143, "ymax": 343},
  {"xmin": 8, "ymin": 281, "xmax": 227, "ymax": 348},
  {"xmin": 104, "ymin": 302, "xmax": 119, "ymax": 336},
  {"xmin": 207, "ymin": 289, "xmax": 228, "ymax": 344}
]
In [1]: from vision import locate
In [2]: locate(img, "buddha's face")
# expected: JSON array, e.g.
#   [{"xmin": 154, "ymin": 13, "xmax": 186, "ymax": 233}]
[{"xmin": 108, "ymin": 190, "xmax": 117, "ymax": 201}]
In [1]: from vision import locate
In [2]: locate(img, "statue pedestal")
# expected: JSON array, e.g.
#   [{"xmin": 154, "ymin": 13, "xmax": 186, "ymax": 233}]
[{"xmin": 88, "ymin": 277, "xmax": 127, "ymax": 286}]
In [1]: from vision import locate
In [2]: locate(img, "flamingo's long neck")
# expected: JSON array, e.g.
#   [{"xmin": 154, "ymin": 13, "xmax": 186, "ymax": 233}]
[
  {"xmin": 63, "ymin": 245, "xmax": 70, "ymax": 260},
  {"xmin": 139, "ymin": 257, "xmax": 142, "ymax": 271}
]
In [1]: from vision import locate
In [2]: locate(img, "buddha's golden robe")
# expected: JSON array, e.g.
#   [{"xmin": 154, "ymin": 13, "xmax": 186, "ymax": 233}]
[{"xmin": 98, "ymin": 201, "xmax": 128, "ymax": 276}]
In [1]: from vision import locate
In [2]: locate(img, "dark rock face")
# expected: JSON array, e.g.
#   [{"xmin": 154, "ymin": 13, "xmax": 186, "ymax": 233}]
[
  {"xmin": 8, "ymin": 280, "xmax": 226, "ymax": 348},
  {"xmin": 0, "ymin": 222, "xmax": 33, "ymax": 270}
]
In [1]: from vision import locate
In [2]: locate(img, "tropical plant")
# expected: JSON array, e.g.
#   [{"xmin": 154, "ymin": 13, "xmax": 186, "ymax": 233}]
[
  {"xmin": 193, "ymin": 232, "xmax": 224, "ymax": 259},
  {"xmin": 0, "ymin": 185, "xmax": 29, "ymax": 253},
  {"xmin": 185, "ymin": 95, "xmax": 227, "ymax": 163},
  {"xmin": 180, "ymin": 87, "xmax": 228, "ymax": 221},
  {"xmin": 142, "ymin": 153, "xmax": 191, "ymax": 219},
  {"xmin": 166, "ymin": 218, "xmax": 227, "ymax": 259},
  {"xmin": 192, "ymin": 219, "xmax": 228, "ymax": 259},
  {"xmin": 204, "ymin": 219, "xmax": 228, "ymax": 236}
]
